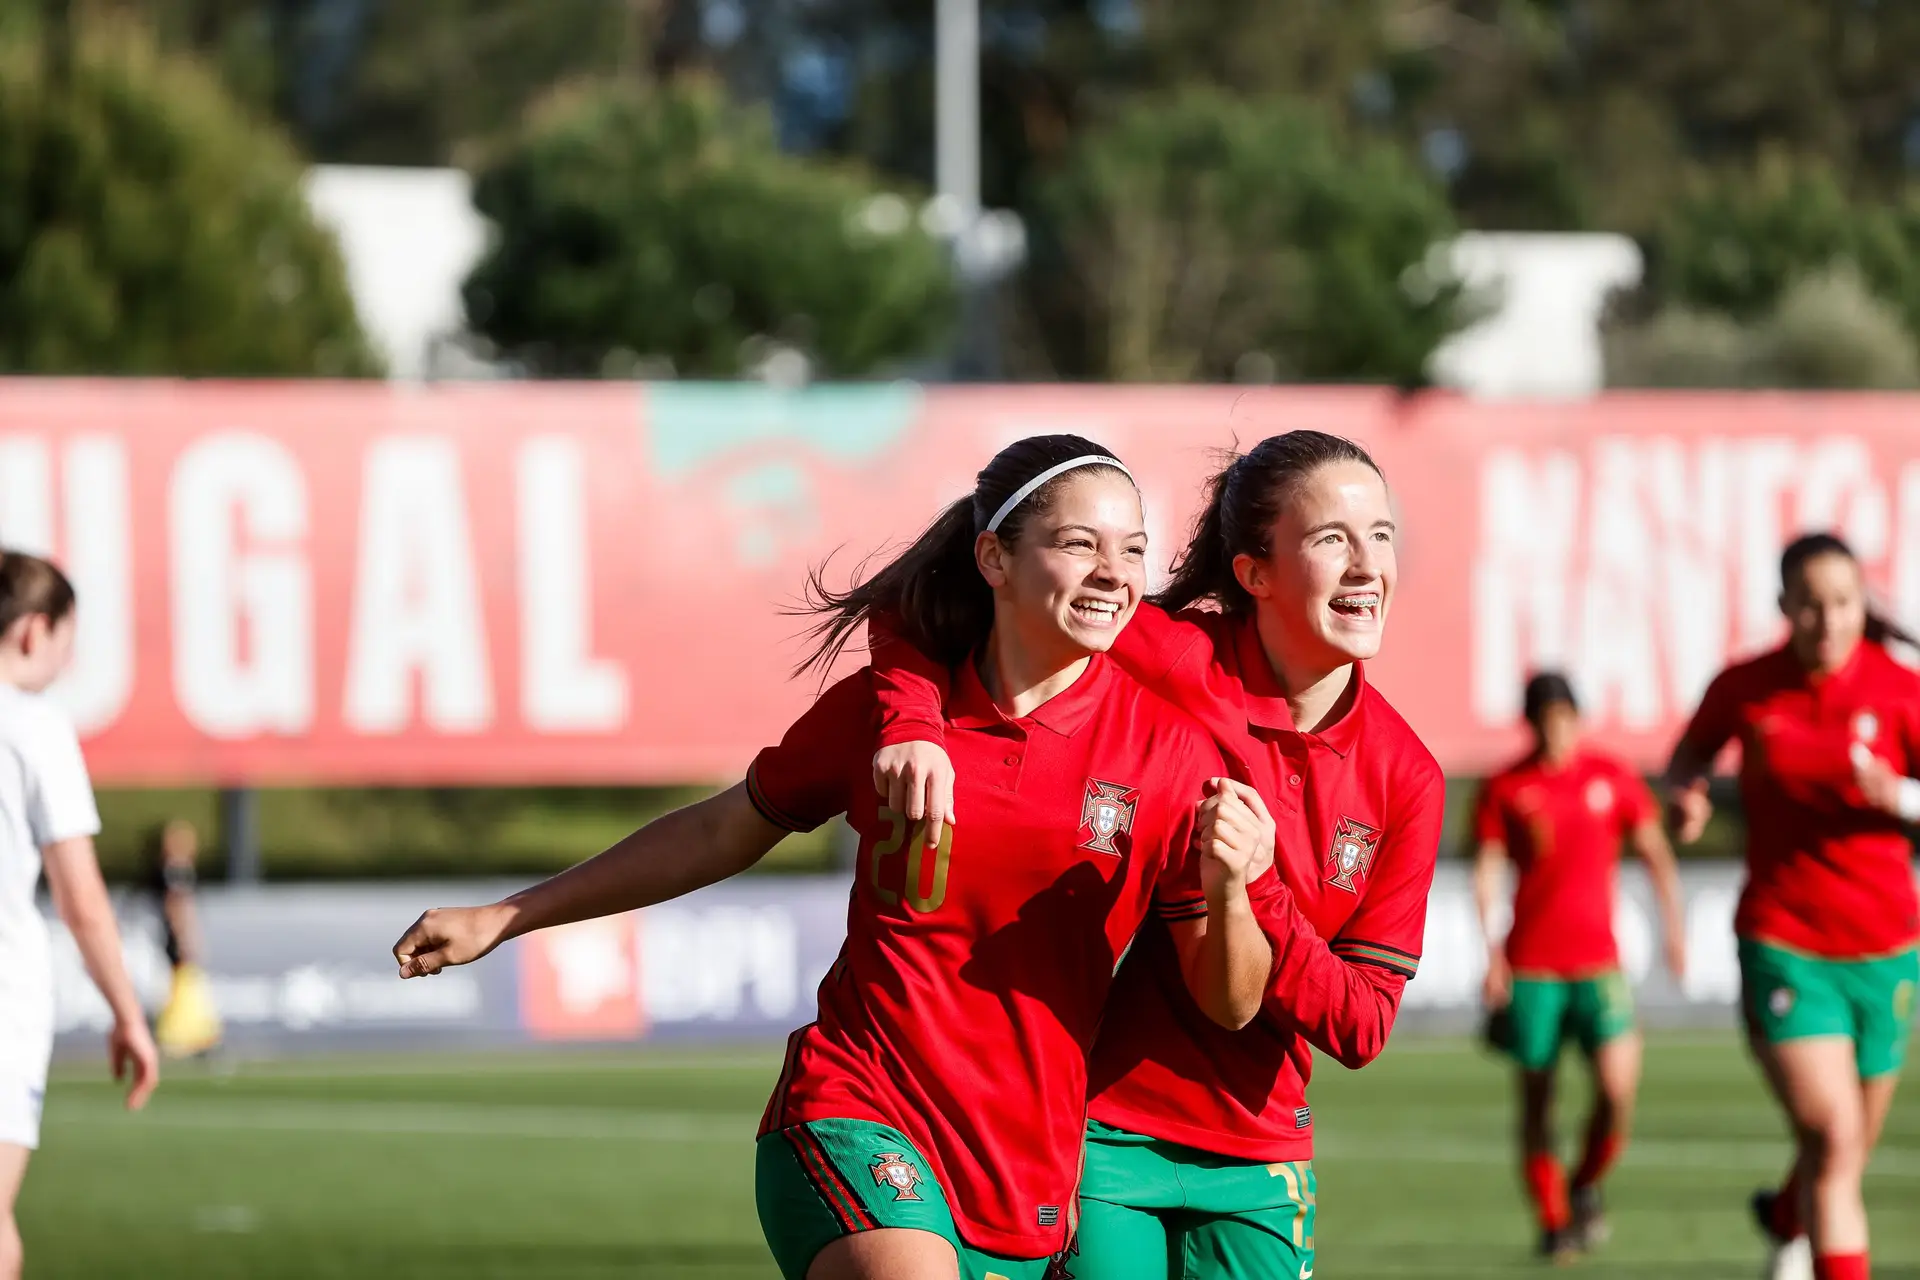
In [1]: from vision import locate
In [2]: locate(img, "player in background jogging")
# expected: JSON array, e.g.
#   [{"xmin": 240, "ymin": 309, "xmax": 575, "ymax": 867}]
[
  {"xmin": 392, "ymin": 435, "xmax": 1275, "ymax": 1280},
  {"xmin": 1667, "ymin": 532, "xmax": 1920, "ymax": 1280},
  {"xmin": 0, "ymin": 552, "xmax": 159, "ymax": 1280},
  {"xmin": 868, "ymin": 431, "xmax": 1444, "ymax": 1280},
  {"xmin": 1472, "ymin": 672, "xmax": 1687, "ymax": 1263}
]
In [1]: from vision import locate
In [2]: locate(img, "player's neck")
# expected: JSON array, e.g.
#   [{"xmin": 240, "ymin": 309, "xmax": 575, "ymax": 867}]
[
  {"xmin": 0, "ymin": 651, "xmax": 34, "ymax": 690},
  {"xmin": 978, "ymin": 627, "xmax": 1091, "ymax": 720},
  {"xmin": 1254, "ymin": 612, "xmax": 1356, "ymax": 734}
]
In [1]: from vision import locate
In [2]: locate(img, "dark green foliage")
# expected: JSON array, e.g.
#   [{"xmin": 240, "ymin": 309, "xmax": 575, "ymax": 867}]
[
  {"xmin": 1646, "ymin": 160, "xmax": 1920, "ymax": 337},
  {"xmin": 1043, "ymin": 89, "xmax": 1467, "ymax": 384},
  {"xmin": 463, "ymin": 79, "xmax": 955, "ymax": 378},
  {"xmin": 0, "ymin": 13, "xmax": 377, "ymax": 375}
]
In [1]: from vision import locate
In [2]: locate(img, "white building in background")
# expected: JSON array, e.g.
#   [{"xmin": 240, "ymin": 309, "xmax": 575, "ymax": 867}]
[
  {"xmin": 1429, "ymin": 232, "xmax": 1644, "ymax": 400},
  {"xmin": 302, "ymin": 166, "xmax": 491, "ymax": 381}
]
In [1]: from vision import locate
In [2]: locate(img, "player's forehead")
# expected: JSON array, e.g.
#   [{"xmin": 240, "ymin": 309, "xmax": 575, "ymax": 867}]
[
  {"xmin": 1790, "ymin": 551, "xmax": 1861, "ymax": 596},
  {"xmin": 1036, "ymin": 473, "xmax": 1143, "ymax": 537}
]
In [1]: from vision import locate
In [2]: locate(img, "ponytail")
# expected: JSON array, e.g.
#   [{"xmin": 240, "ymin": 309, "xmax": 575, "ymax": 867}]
[
  {"xmin": 797, "ymin": 496, "xmax": 989, "ymax": 675},
  {"xmin": 1155, "ymin": 458, "xmax": 1242, "ymax": 615},
  {"xmin": 796, "ymin": 435, "xmax": 1134, "ymax": 676},
  {"xmin": 1865, "ymin": 612, "xmax": 1920, "ymax": 651}
]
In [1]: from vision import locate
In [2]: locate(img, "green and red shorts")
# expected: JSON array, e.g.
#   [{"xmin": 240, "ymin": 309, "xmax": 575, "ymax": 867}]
[{"xmin": 756, "ymin": 1117, "xmax": 1055, "ymax": 1280}]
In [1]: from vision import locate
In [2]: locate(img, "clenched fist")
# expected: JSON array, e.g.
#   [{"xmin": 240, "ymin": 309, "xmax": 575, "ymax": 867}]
[{"xmin": 1195, "ymin": 777, "xmax": 1276, "ymax": 901}]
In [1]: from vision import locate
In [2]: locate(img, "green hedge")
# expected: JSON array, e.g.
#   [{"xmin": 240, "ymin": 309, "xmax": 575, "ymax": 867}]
[{"xmin": 93, "ymin": 786, "xmax": 844, "ymax": 882}]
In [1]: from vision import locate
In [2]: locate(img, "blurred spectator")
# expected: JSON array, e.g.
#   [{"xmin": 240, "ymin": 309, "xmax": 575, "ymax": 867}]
[{"xmin": 144, "ymin": 821, "xmax": 222, "ymax": 1059}]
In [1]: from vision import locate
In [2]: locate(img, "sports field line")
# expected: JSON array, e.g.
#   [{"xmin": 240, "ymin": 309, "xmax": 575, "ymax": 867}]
[
  {"xmin": 43, "ymin": 1097, "xmax": 1920, "ymax": 1179},
  {"xmin": 51, "ymin": 1049, "xmax": 788, "ymax": 1084},
  {"xmin": 48, "ymin": 1098, "xmax": 754, "ymax": 1142},
  {"xmin": 51, "ymin": 1029, "xmax": 1781, "ymax": 1084}
]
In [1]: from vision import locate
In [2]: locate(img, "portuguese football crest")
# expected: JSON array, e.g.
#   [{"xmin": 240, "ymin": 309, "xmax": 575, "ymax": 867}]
[
  {"xmin": 1079, "ymin": 779, "xmax": 1138, "ymax": 855},
  {"xmin": 1585, "ymin": 778, "xmax": 1614, "ymax": 814},
  {"xmin": 870, "ymin": 1152, "xmax": 924, "ymax": 1201},
  {"xmin": 1324, "ymin": 816, "xmax": 1382, "ymax": 892}
]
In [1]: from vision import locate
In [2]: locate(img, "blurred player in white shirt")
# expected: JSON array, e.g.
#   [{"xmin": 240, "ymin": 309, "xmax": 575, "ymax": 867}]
[{"xmin": 0, "ymin": 552, "xmax": 157, "ymax": 1279}]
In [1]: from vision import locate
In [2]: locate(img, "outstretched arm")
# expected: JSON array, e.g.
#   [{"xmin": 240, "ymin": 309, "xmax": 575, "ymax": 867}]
[{"xmin": 394, "ymin": 785, "xmax": 785, "ymax": 976}]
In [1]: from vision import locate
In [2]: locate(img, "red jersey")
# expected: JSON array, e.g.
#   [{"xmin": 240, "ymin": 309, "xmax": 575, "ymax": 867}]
[
  {"xmin": 749, "ymin": 657, "xmax": 1225, "ymax": 1258},
  {"xmin": 1677, "ymin": 642, "xmax": 1920, "ymax": 958},
  {"xmin": 1473, "ymin": 749, "xmax": 1655, "ymax": 976},
  {"xmin": 874, "ymin": 605, "xmax": 1444, "ymax": 1163}
]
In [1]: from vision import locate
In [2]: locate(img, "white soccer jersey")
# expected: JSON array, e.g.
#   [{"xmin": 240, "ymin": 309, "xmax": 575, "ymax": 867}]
[{"xmin": 0, "ymin": 682, "xmax": 101, "ymax": 1145}]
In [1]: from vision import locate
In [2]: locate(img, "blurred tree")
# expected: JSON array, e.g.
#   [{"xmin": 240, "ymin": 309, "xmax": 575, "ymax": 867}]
[
  {"xmin": 1638, "ymin": 158, "xmax": 1920, "ymax": 338},
  {"xmin": 1606, "ymin": 266, "xmax": 1920, "ymax": 391},
  {"xmin": 1041, "ymin": 89, "xmax": 1468, "ymax": 384},
  {"xmin": 462, "ymin": 78, "xmax": 954, "ymax": 377},
  {"xmin": 0, "ymin": 10, "xmax": 378, "ymax": 373},
  {"xmin": 1376, "ymin": 0, "xmax": 1920, "ymax": 234},
  {"xmin": 305, "ymin": 0, "xmax": 663, "ymax": 165}
]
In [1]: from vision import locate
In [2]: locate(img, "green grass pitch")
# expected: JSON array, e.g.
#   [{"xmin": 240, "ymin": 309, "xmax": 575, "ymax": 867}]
[{"xmin": 19, "ymin": 1032, "xmax": 1919, "ymax": 1278}]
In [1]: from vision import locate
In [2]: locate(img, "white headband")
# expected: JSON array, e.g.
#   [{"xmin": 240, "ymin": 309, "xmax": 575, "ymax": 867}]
[{"xmin": 984, "ymin": 455, "xmax": 1135, "ymax": 534}]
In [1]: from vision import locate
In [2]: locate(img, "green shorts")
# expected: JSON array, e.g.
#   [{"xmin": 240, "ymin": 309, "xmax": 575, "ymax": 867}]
[
  {"xmin": 1739, "ymin": 939, "xmax": 1919, "ymax": 1080},
  {"xmin": 755, "ymin": 1117, "xmax": 1053, "ymax": 1280},
  {"xmin": 1074, "ymin": 1118, "xmax": 1315, "ymax": 1280},
  {"xmin": 1498, "ymin": 971, "xmax": 1636, "ymax": 1073}
]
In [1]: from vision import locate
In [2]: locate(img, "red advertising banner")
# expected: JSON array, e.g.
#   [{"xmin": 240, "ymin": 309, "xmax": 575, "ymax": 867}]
[{"xmin": 3, "ymin": 380, "xmax": 1916, "ymax": 783}]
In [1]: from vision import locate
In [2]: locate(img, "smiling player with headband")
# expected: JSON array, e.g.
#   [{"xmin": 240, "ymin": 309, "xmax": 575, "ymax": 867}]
[{"xmin": 868, "ymin": 430, "xmax": 1445, "ymax": 1280}]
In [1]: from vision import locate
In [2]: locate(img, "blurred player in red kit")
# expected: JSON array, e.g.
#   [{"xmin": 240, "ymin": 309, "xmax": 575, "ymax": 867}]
[
  {"xmin": 1667, "ymin": 533, "xmax": 1920, "ymax": 1280},
  {"xmin": 393, "ymin": 435, "xmax": 1275, "ymax": 1280},
  {"xmin": 1472, "ymin": 672, "xmax": 1687, "ymax": 1262},
  {"xmin": 869, "ymin": 431, "xmax": 1445, "ymax": 1279}
]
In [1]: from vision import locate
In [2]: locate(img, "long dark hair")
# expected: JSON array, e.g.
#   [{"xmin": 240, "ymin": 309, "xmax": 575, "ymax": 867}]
[
  {"xmin": 797, "ymin": 435, "xmax": 1134, "ymax": 675},
  {"xmin": 1155, "ymin": 431, "xmax": 1383, "ymax": 615},
  {"xmin": 0, "ymin": 550, "xmax": 76, "ymax": 638},
  {"xmin": 1780, "ymin": 531, "xmax": 1919, "ymax": 649}
]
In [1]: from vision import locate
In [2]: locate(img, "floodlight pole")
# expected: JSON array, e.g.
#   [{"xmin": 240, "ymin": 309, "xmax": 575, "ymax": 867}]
[
  {"xmin": 935, "ymin": 0, "xmax": 979, "ymax": 221},
  {"xmin": 936, "ymin": 0, "xmax": 1000, "ymax": 379}
]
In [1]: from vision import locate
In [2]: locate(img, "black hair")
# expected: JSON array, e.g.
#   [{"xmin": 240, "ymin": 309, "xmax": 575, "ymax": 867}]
[
  {"xmin": 1522, "ymin": 671, "xmax": 1578, "ymax": 726},
  {"xmin": 0, "ymin": 550, "xmax": 76, "ymax": 638},
  {"xmin": 1155, "ymin": 431, "xmax": 1384, "ymax": 616},
  {"xmin": 1779, "ymin": 531, "xmax": 1919, "ymax": 649},
  {"xmin": 797, "ymin": 435, "xmax": 1135, "ymax": 675}
]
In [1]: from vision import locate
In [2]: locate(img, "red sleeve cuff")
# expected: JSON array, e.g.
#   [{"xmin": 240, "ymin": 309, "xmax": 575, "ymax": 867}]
[{"xmin": 876, "ymin": 719, "xmax": 946, "ymax": 749}]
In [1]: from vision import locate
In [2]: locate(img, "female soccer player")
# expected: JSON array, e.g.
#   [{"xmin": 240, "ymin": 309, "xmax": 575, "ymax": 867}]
[
  {"xmin": 392, "ymin": 435, "xmax": 1276, "ymax": 1280},
  {"xmin": 1472, "ymin": 671, "xmax": 1687, "ymax": 1261},
  {"xmin": 0, "ymin": 552, "xmax": 159, "ymax": 1280},
  {"xmin": 1667, "ymin": 532, "xmax": 1920, "ymax": 1280},
  {"xmin": 868, "ymin": 431, "xmax": 1445, "ymax": 1280}
]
